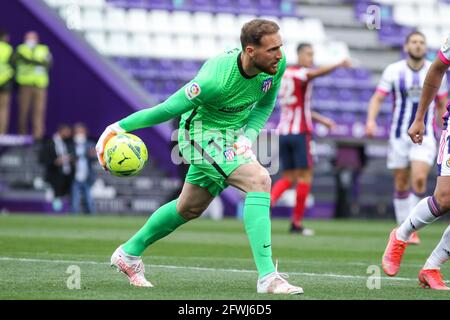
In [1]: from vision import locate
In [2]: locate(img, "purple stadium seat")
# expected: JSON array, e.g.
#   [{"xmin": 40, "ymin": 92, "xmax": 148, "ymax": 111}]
[
  {"xmin": 112, "ymin": 57, "xmax": 132, "ymax": 69},
  {"xmin": 259, "ymin": 0, "xmax": 280, "ymax": 16},
  {"xmin": 236, "ymin": 0, "xmax": 259, "ymax": 15},
  {"xmin": 145, "ymin": 0, "xmax": 173, "ymax": 10},
  {"xmin": 379, "ymin": 22, "xmax": 415, "ymax": 47},
  {"xmin": 192, "ymin": 0, "xmax": 216, "ymax": 12},
  {"xmin": 337, "ymin": 88, "xmax": 355, "ymax": 101},
  {"xmin": 164, "ymin": 80, "xmax": 182, "ymax": 93},
  {"xmin": 213, "ymin": 0, "xmax": 236, "ymax": 13},
  {"xmin": 359, "ymin": 89, "xmax": 374, "ymax": 102},
  {"xmin": 125, "ymin": 0, "xmax": 148, "ymax": 8},
  {"xmin": 352, "ymin": 68, "xmax": 371, "ymax": 80}
]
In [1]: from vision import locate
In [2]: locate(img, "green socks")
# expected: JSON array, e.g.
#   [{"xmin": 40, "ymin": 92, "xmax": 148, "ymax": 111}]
[
  {"xmin": 122, "ymin": 193, "xmax": 275, "ymax": 279},
  {"xmin": 122, "ymin": 199, "xmax": 187, "ymax": 256},
  {"xmin": 243, "ymin": 192, "xmax": 275, "ymax": 278}
]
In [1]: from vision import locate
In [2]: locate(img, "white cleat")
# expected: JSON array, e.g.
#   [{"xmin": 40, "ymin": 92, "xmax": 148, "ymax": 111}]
[
  {"xmin": 257, "ymin": 262, "xmax": 304, "ymax": 295},
  {"xmin": 110, "ymin": 245, "xmax": 153, "ymax": 287}
]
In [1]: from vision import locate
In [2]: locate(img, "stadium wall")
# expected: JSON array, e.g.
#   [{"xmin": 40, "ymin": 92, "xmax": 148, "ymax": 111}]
[{"xmin": 0, "ymin": 0, "xmax": 178, "ymax": 177}]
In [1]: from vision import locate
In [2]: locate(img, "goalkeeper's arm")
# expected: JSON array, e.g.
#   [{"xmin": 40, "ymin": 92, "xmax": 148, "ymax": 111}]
[
  {"xmin": 119, "ymin": 88, "xmax": 196, "ymax": 131},
  {"xmin": 96, "ymin": 71, "xmax": 220, "ymax": 168},
  {"xmin": 95, "ymin": 87, "xmax": 196, "ymax": 168}
]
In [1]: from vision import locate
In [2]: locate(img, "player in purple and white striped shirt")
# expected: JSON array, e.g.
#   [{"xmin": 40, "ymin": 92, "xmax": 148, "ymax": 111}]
[
  {"xmin": 366, "ymin": 32, "xmax": 448, "ymax": 245},
  {"xmin": 382, "ymin": 33, "xmax": 450, "ymax": 290}
]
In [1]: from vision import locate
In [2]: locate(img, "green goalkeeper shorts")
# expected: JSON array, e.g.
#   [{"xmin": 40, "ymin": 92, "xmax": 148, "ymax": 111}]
[{"xmin": 178, "ymin": 135, "xmax": 253, "ymax": 197}]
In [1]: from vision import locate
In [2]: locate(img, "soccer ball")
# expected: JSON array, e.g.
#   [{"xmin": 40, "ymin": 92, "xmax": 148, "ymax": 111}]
[{"xmin": 104, "ymin": 133, "xmax": 148, "ymax": 177}]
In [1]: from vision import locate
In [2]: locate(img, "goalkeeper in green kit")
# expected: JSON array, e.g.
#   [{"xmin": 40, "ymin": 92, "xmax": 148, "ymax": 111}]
[{"xmin": 96, "ymin": 19, "xmax": 303, "ymax": 294}]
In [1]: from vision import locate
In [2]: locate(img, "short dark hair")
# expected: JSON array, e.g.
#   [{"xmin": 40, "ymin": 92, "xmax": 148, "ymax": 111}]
[
  {"xmin": 405, "ymin": 31, "xmax": 425, "ymax": 44},
  {"xmin": 240, "ymin": 19, "xmax": 280, "ymax": 49},
  {"xmin": 297, "ymin": 42, "xmax": 312, "ymax": 54}
]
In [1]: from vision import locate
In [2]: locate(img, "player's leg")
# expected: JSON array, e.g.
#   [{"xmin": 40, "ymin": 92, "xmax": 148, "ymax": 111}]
[
  {"xmin": 122, "ymin": 181, "xmax": 213, "ymax": 256},
  {"xmin": 387, "ymin": 137, "xmax": 412, "ymax": 226},
  {"xmin": 289, "ymin": 133, "xmax": 313, "ymax": 234},
  {"xmin": 410, "ymin": 160, "xmax": 430, "ymax": 200},
  {"xmin": 291, "ymin": 168, "xmax": 313, "ymax": 235},
  {"xmin": 271, "ymin": 135, "xmax": 294, "ymax": 205},
  {"xmin": 227, "ymin": 162, "xmax": 303, "ymax": 294},
  {"xmin": 408, "ymin": 160, "xmax": 432, "ymax": 244},
  {"xmin": 414, "ymin": 140, "xmax": 450, "ymax": 289},
  {"xmin": 397, "ymin": 176, "xmax": 450, "ymax": 240},
  {"xmin": 382, "ymin": 130, "xmax": 450, "ymax": 276},
  {"xmin": 227, "ymin": 162, "xmax": 273, "ymax": 276},
  {"xmin": 418, "ymin": 223, "xmax": 450, "ymax": 290},
  {"xmin": 112, "ymin": 179, "xmax": 214, "ymax": 287},
  {"xmin": 392, "ymin": 168, "xmax": 411, "ymax": 225}
]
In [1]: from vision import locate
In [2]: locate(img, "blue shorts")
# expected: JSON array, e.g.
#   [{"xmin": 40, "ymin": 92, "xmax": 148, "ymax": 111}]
[{"xmin": 279, "ymin": 133, "xmax": 313, "ymax": 170}]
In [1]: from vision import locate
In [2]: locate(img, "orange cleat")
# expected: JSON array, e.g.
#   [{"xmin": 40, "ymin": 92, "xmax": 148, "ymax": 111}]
[
  {"xmin": 382, "ymin": 228, "xmax": 408, "ymax": 276},
  {"xmin": 418, "ymin": 269, "xmax": 450, "ymax": 290},
  {"xmin": 407, "ymin": 232, "xmax": 421, "ymax": 245}
]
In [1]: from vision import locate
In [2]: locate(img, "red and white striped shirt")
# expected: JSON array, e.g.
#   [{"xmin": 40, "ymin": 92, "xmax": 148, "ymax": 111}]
[{"xmin": 277, "ymin": 66, "xmax": 313, "ymax": 135}]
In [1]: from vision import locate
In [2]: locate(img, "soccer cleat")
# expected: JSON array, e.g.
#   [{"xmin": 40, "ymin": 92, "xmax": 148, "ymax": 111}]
[
  {"xmin": 407, "ymin": 232, "xmax": 421, "ymax": 245},
  {"xmin": 418, "ymin": 269, "xmax": 450, "ymax": 290},
  {"xmin": 289, "ymin": 223, "xmax": 315, "ymax": 236},
  {"xmin": 110, "ymin": 245, "xmax": 153, "ymax": 287},
  {"xmin": 382, "ymin": 228, "xmax": 408, "ymax": 277},
  {"xmin": 257, "ymin": 262, "xmax": 303, "ymax": 295}
]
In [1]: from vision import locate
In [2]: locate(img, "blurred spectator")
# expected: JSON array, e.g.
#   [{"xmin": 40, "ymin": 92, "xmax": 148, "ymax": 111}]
[
  {"xmin": 0, "ymin": 29, "xmax": 14, "ymax": 134},
  {"xmin": 70, "ymin": 123, "xmax": 96, "ymax": 214},
  {"xmin": 39, "ymin": 124, "xmax": 74, "ymax": 212},
  {"xmin": 15, "ymin": 31, "xmax": 52, "ymax": 140}
]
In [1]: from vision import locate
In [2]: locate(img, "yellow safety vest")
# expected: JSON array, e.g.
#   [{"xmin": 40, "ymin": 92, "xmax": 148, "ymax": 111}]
[
  {"xmin": 0, "ymin": 41, "xmax": 13, "ymax": 86},
  {"xmin": 16, "ymin": 44, "xmax": 50, "ymax": 88}
]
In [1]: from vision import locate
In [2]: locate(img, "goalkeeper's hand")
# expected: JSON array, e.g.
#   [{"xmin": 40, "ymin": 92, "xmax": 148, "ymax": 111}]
[
  {"xmin": 95, "ymin": 122, "xmax": 125, "ymax": 169},
  {"xmin": 233, "ymin": 136, "xmax": 256, "ymax": 162}
]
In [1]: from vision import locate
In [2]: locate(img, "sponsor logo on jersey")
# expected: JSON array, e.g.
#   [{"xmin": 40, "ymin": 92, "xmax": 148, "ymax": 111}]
[
  {"xmin": 223, "ymin": 148, "xmax": 236, "ymax": 161},
  {"xmin": 261, "ymin": 77, "xmax": 273, "ymax": 93},
  {"xmin": 407, "ymin": 84, "xmax": 422, "ymax": 103},
  {"xmin": 218, "ymin": 102, "xmax": 255, "ymax": 113},
  {"xmin": 185, "ymin": 82, "xmax": 201, "ymax": 100},
  {"xmin": 446, "ymin": 158, "xmax": 450, "ymax": 168}
]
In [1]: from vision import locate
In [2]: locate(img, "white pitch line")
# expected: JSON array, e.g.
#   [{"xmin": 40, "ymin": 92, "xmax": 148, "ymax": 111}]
[{"xmin": 0, "ymin": 256, "xmax": 430, "ymax": 283}]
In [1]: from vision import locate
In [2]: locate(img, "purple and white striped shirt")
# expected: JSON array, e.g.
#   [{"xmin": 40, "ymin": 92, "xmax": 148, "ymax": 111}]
[{"xmin": 376, "ymin": 60, "xmax": 448, "ymax": 139}]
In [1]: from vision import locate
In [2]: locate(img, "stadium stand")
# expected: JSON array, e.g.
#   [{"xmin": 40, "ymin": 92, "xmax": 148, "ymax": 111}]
[{"xmin": 0, "ymin": 0, "xmax": 447, "ymax": 218}]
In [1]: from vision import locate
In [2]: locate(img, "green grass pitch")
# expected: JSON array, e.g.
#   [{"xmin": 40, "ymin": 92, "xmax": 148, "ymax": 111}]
[{"xmin": 0, "ymin": 214, "xmax": 449, "ymax": 300}]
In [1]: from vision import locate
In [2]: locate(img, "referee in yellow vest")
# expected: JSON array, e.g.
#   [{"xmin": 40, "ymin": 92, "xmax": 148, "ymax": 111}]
[
  {"xmin": 0, "ymin": 29, "xmax": 14, "ymax": 135},
  {"xmin": 15, "ymin": 31, "xmax": 52, "ymax": 139}
]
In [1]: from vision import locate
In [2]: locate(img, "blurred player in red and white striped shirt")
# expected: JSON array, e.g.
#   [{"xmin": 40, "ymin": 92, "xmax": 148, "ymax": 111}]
[{"xmin": 271, "ymin": 43, "xmax": 351, "ymax": 235}]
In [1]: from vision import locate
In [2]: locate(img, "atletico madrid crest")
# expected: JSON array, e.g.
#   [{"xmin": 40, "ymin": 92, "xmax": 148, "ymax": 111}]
[
  {"xmin": 261, "ymin": 78, "xmax": 273, "ymax": 93},
  {"xmin": 223, "ymin": 148, "xmax": 236, "ymax": 161}
]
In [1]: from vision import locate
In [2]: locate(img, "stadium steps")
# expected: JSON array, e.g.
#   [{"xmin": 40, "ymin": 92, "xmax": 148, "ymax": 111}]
[
  {"xmin": 296, "ymin": 1, "xmax": 401, "ymax": 73},
  {"xmin": 0, "ymin": 144, "xmax": 181, "ymax": 214}
]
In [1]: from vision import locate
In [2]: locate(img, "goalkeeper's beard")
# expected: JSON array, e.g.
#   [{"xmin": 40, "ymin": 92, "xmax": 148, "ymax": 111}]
[{"xmin": 252, "ymin": 56, "xmax": 278, "ymax": 75}]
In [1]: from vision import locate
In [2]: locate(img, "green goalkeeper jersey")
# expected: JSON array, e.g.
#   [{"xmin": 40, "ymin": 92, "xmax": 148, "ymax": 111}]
[{"xmin": 119, "ymin": 48, "xmax": 286, "ymax": 143}]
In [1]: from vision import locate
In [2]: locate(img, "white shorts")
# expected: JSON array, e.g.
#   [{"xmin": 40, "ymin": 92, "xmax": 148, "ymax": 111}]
[
  {"xmin": 387, "ymin": 135, "xmax": 436, "ymax": 169},
  {"xmin": 437, "ymin": 129, "xmax": 450, "ymax": 176}
]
